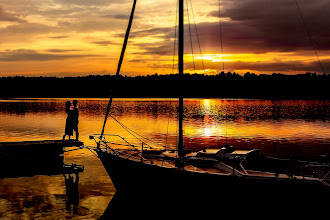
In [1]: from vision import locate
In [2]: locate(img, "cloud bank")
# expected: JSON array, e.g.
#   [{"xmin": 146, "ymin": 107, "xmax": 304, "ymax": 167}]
[{"xmin": 0, "ymin": 0, "xmax": 329, "ymax": 76}]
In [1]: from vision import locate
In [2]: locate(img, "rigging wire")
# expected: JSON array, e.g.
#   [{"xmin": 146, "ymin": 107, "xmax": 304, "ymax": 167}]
[
  {"xmin": 109, "ymin": 114, "xmax": 152, "ymax": 148},
  {"xmin": 109, "ymin": 114, "xmax": 163, "ymax": 149},
  {"xmin": 218, "ymin": 0, "xmax": 225, "ymax": 73},
  {"xmin": 187, "ymin": 0, "xmax": 209, "ymax": 146},
  {"xmin": 100, "ymin": 0, "xmax": 137, "ymax": 139},
  {"xmin": 165, "ymin": 99, "xmax": 172, "ymax": 150},
  {"xmin": 189, "ymin": 0, "xmax": 206, "ymax": 75},
  {"xmin": 295, "ymin": 0, "xmax": 325, "ymax": 74},
  {"xmin": 224, "ymin": 100, "xmax": 228, "ymax": 145},
  {"xmin": 186, "ymin": 0, "xmax": 196, "ymax": 73},
  {"xmin": 171, "ymin": 0, "xmax": 178, "ymax": 75},
  {"xmin": 218, "ymin": 0, "xmax": 227, "ymax": 145},
  {"xmin": 166, "ymin": 0, "xmax": 179, "ymax": 150},
  {"xmin": 186, "ymin": 0, "xmax": 206, "ymax": 147}
]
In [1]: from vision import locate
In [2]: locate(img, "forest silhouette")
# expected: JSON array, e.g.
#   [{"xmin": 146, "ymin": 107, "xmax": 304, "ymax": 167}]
[{"xmin": 0, "ymin": 72, "xmax": 328, "ymax": 99}]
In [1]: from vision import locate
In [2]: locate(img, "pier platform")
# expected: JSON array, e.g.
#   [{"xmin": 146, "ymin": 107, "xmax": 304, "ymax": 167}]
[
  {"xmin": 0, "ymin": 140, "xmax": 84, "ymax": 178},
  {"xmin": 0, "ymin": 140, "xmax": 83, "ymax": 158}
]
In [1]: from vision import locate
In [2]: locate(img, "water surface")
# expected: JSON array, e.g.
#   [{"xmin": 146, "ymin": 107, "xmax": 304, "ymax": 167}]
[{"xmin": 0, "ymin": 98, "xmax": 329, "ymax": 218}]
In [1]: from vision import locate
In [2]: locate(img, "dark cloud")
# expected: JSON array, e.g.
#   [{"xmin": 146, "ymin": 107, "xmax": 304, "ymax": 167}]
[
  {"xmin": 185, "ymin": 58, "xmax": 329, "ymax": 74},
  {"xmin": 133, "ymin": 43, "xmax": 173, "ymax": 56},
  {"xmin": 53, "ymin": 0, "xmax": 126, "ymax": 6},
  {"xmin": 2, "ymin": 22, "xmax": 54, "ymax": 35},
  {"xmin": 103, "ymin": 14, "xmax": 130, "ymax": 20},
  {"xmin": 60, "ymin": 20, "xmax": 125, "ymax": 33},
  {"xmin": 46, "ymin": 49, "xmax": 81, "ymax": 53},
  {"xmin": 48, "ymin": 36, "xmax": 69, "ymax": 39},
  {"xmin": 111, "ymin": 0, "xmax": 330, "ymax": 56},
  {"xmin": 229, "ymin": 60, "xmax": 318, "ymax": 73},
  {"xmin": 204, "ymin": 0, "xmax": 330, "ymax": 53},
  {"xmin": 0, "ymin": 49, "xmax": 102, "ymax": 62},
  {"xmin": 33, "ymin": 6, "xmax": 84, "ymax": 18},
  {"xmin": 0, "ymin": 22, "xmax": 58, "ymax": 44},
  {"xmin": 127, "ymin": 27, "xmax": 175, "ymax": 56},
  {"xmin": 130, "ymin": 27, "xmax": 173, "ymax": 38},
  {"xmin": 0, "ymin": 6, "xmax": 26, "ymax": 23},
  {"xmin": 90, "ymin": 41, "xmax": 118, "ymax": 46},
  {"xmin": 129, "ymin": 58, "xmax": 147, "ymax": 63}
]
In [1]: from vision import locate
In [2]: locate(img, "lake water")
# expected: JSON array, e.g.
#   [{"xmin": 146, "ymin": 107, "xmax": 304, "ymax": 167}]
[{"xmin": 0, "ymin": 98, "xmax": 329, "ymax": 218}]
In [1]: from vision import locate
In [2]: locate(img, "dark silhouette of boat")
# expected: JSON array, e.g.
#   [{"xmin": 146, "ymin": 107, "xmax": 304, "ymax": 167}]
[{"xmin": 92, "ymin": 0, "xmax": 330, "ymax": 210}]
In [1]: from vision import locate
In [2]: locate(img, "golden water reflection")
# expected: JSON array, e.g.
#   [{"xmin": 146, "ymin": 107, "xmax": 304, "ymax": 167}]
[
  {"xmin": 1, "ymin": 98, "xmax": 329, "ymax": 146},
  {"xmin": 0, "ymin": 98, "xmax": 329, "ymax": 218}
]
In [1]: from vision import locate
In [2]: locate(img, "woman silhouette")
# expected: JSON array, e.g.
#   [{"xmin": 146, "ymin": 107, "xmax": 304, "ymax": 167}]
[{"xmin": 63, "ymin": 101, "xmax": 73, "ymax": 140}]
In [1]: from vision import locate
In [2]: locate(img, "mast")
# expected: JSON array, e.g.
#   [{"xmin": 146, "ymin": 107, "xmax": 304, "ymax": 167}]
[
  {"xmin": 99, "ymin": 0, "xmax": 137, "ymax": 140},
  {"xmin": 178, "ymin": 0, "xmax": 185, "ymax": 158}
]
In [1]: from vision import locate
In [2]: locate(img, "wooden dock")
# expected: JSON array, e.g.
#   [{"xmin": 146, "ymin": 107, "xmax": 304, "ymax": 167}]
[
  {"xmin": 0, "ymin": 140, "xmax": 84, "ymax": 178},
  {"xmin": 0, "ymin": 140, "xmax": 83, "ymax": 157}
]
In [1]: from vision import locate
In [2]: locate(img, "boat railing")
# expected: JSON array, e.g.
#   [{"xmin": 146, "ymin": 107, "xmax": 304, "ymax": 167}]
[
  {"xmin": 303, "ymin": 164, "xmax": 330, "ymax": 182},
  {"xmin": 89, "ymin": 134, "xmax": 136, "ymax": 148},
  {"xmin": 90, "ymin": 134, "xmax": 204, "ymax": 169},
  {"xmin": 89, "ymin": 133, "xmax": 156, "ymax": 163},
  {"xmin": 90, "ymin": 133, "xmax": 163, "ymax": 151},
  {"xmin": 322, "ymin": 170, "xmax": 330, "ymax": 182}
]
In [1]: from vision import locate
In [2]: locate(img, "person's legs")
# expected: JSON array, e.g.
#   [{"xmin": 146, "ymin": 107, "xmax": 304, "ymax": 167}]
[{"xmin": 74, "ymin": 126, "xmax": 79, "ymax": 141}]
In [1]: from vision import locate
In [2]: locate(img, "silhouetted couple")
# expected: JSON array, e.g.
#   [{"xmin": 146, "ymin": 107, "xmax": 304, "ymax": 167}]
[{"xmin": 63, "ymin": 100, "xmax": 79, "ymax": 141}]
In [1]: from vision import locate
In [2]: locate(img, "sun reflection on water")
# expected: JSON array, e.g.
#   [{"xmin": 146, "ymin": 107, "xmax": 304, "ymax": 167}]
[
  {"xmin": 0, "ymin": 98, "xmax": 329, "ymax": 146},
  {"xmin": 0, "ymin": 98, "xmax": 329, "ymax": 218}
]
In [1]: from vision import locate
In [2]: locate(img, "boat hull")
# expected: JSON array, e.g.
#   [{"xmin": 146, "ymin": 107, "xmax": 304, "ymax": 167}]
[
  {"xmin": 97, "ymin": 149, "xmax": 328, "ymax": 200},
  {"xmin": 97, "ymin": 149, "xmax": 330, "ymax": 218}
]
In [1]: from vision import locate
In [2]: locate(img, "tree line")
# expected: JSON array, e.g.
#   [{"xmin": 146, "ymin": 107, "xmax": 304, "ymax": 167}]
[{"xmin": 0, "ymin": 72, "xmax": 328, "ymax": 99}]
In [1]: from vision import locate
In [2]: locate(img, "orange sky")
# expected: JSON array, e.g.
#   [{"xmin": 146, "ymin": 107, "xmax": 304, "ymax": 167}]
[{"xmin": 0, "ymin": 0, "xmax": 329, "ymax": 77}]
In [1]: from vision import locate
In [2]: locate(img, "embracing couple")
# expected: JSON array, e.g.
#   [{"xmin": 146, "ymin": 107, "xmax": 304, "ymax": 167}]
[{"xmin": 63, "ymin": 100, "xmax": 79, "ymax": 141}]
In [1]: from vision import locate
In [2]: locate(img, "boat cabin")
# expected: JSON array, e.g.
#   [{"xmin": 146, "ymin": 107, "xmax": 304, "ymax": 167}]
[{"xmin": 196, "ymin": 146, "xmax": 260, "ymax": 162}]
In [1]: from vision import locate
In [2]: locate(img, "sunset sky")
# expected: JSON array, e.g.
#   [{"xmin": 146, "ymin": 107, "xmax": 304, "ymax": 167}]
[{"xmin": 0, "ymin": 0, "xmax": 329, "ymax": 77}]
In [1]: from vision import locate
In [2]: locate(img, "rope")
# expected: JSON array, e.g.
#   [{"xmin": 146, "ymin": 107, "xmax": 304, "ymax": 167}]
[
  {"xmin": 64, "ymin": 145, "xmax": 99, "ymax": 158},
  {"xmin": 86, "ymin": 146, "xmax": 99, "ymax": 157},
  {"xmin": 295, "ymin": 0, "xmax": 325, "ymax": 74}
]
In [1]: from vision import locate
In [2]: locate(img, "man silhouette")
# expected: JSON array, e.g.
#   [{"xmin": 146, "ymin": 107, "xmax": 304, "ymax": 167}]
[{"xmin": 72, "ymin": 100, "xmax": 79, "ymax": 141}]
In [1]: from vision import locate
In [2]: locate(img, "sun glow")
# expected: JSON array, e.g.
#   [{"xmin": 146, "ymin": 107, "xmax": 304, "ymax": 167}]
[{"xmin": 1, "ymin": 0, "xmax": 329, "ymax": 76}]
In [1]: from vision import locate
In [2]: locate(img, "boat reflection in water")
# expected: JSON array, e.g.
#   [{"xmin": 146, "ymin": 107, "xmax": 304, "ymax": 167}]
[{"xmin": 101, "ymin": 183, "xmax": 328, "ymax": 219}]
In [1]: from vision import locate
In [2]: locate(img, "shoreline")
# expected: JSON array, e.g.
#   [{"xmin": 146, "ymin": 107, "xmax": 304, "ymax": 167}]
[{"xmin": 1, "ymin": 73, "xmax": 329, "ymax": 100}]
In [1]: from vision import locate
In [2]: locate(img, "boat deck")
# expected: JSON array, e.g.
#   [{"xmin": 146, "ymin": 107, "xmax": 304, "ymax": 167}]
[
  {"xmin": 113, "ymin": 149, "xmax": 310, "ymax": 178},
  {"xmin": 99, "ymin": 145, "xmax": 330, "ymax": 185}
]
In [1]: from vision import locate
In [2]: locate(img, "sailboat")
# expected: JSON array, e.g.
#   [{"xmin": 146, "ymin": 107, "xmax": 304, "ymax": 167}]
[{"xmin": 92, "ymin": 0, "xmax": 329, "ymax": 209}]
